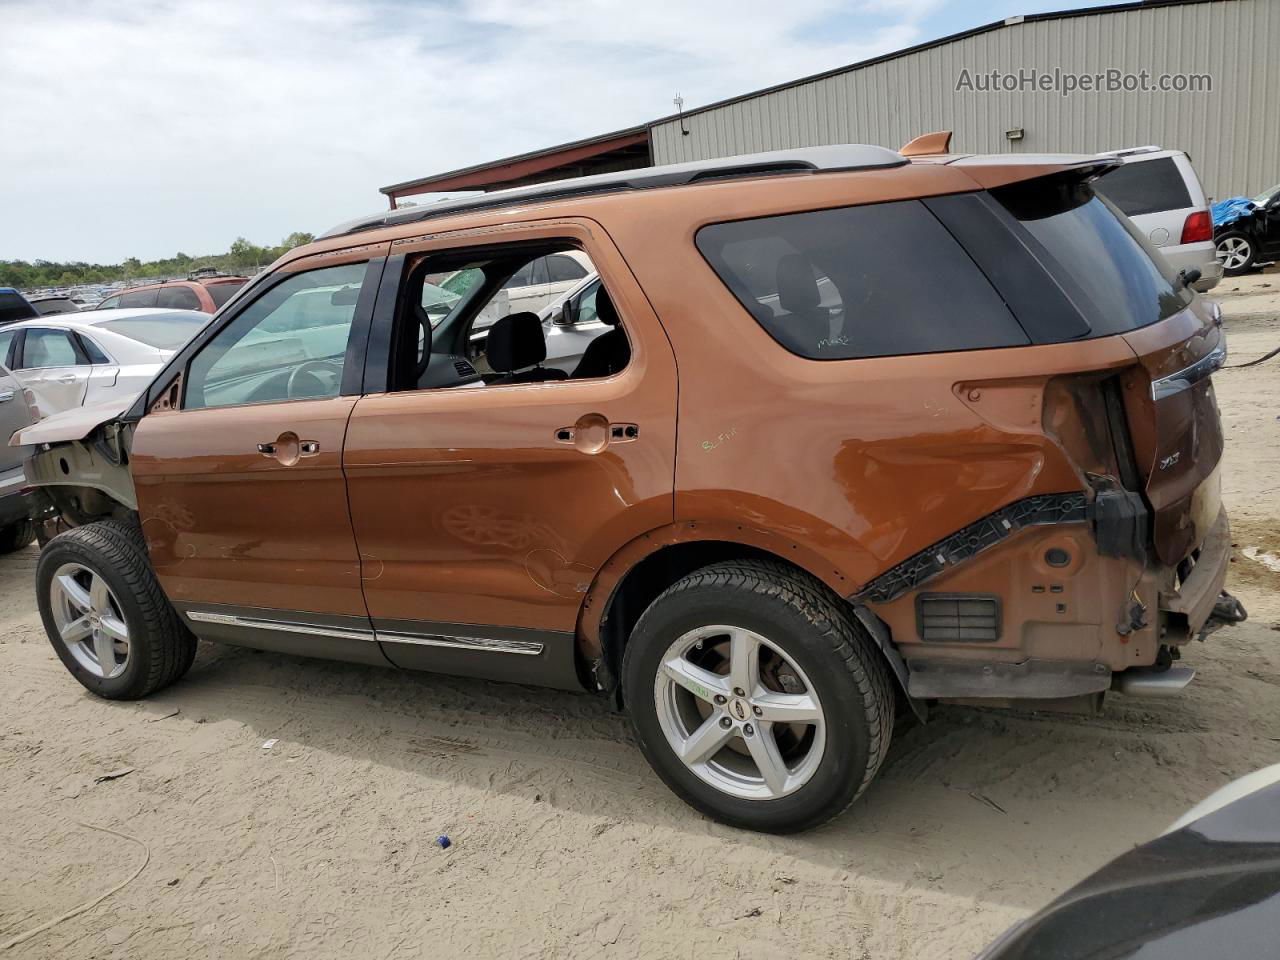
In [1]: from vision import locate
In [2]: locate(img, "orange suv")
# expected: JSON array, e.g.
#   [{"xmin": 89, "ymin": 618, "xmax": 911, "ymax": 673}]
[
  {"xmin": 19, "ymin": 140, "xmax": 1245, "ymax": 832},
  {"xmin": 96, "ymin": 273, "xmax": 248, "ymax": 313}
]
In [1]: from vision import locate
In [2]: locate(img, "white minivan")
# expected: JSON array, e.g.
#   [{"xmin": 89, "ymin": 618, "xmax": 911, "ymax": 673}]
[{"xmin": 1094, "ymin": 146, "xmax": 1222, "ymax": 292}]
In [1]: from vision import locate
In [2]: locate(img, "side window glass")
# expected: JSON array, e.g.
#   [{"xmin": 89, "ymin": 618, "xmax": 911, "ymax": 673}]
[
  {"xmin": 0, "ymin": 330, "xmax": 18, "ymax": 368},
  {"xmin": 157, "ymin": 285, "xmax": 203, "ymax": 310},
  {"xmin": 120, "ymin": 289, "xmax": 158, "ymax": 308},
  {"xmin": 547, "ymin": 254, "xmax": 587, "ymax": 283},
  {"xmin": 22, "ymin": 329, "xmax": 80, "ymax": 369},
  {"xmin": 77, "ymin": 335, "xmax": 111, "ymax": 364},
  {"xmin": 97, "ymin": 295, "xmax": 121, "ymax": 310},
  {"xmin": 185, "ymin": 262, "xmax": 366, "ymax": 410},
  {"xmin": 575, "ymin": 284, "xmax": 600, "ymax": 324},
  {"xmin": 526, "ymin": 256, "xmax": 549, "ymax": 286},
  {"xmin": 500, "ymin": 262, "xmax": 532, "ymax": 290}
]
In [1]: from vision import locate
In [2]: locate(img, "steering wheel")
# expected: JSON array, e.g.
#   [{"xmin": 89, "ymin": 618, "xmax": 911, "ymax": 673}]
[{"xmin": 286, "ymin": 359, "xmax": 341, "ymax": 400}]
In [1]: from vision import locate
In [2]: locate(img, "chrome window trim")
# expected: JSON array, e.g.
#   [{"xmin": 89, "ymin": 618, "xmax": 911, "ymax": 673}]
[{"xmin": 1151, "ymin": 340, "xmax": 1227, "ymax": 401}]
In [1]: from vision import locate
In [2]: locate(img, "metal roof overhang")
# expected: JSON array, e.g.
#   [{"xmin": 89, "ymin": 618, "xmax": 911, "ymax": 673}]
[{"xmin": 380, "ymin": 127, "xmax": 650, "ymax": 208}]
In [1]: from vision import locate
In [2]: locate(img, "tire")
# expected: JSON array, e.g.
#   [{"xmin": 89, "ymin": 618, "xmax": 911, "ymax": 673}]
[
  {"xmin": 0, "ymin": 519, "xmax": 36, "ymax": 554},
  {"xmin": 36, "ymin": 520, "xmax": 197, "ymax": 700},
  {"xmin": 1216, "ymin": 232, "xmax": 1257, "ymax": 275},
  {"xmin": 623, "ymin": 559, "xmax": 894, "ymax": 833}
]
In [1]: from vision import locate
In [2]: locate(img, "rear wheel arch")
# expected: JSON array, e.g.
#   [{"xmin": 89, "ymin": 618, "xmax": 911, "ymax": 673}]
[{"xmin": 579, "ymin": 526, "xmax": 907, "ymax": 709}]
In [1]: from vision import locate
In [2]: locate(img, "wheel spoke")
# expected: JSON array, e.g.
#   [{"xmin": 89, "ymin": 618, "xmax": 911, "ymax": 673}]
[
  {"xmin": 679, "ymin": 714, "xmax": 734, "ymax": 765},
  {"xmin": 728, "ymin": 629, "xmax": 760, "ymax": 694},
  {"xmin": 744, "ymin": 724, "xmax": 790, "ymax": 797},
  {"xmin": 99, "ymin": 615, "xmax": 129, "ymax": 644},
  {"xmin": 662, "ymin": 657, "xmax": 729, "ymax": 704},
  {"xmin": 89, "ymin": 574, "xmax": 111, "ymax": 615},
  {"xmin": 753, "ymin": 691, "xmax": 822, "ymax": 725},
  {"xmin": 93, "ymin": 631, "xmax": 117, "ymax": 674},
  {"xmin": 60, "ymin": 615, "xmax": 92, "ymax": 643},
  {"xmin": 56, "ymin": 573, "xmax": 92, "ymax": 612}
]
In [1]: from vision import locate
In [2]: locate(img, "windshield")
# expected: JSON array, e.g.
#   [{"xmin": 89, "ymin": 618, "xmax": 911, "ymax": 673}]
[
  {"xmin": 99, "ymin": 312, "xmax": 208, "ymax": 350},
  {"xmin": 1252, "ymin": 183, "xmax": 1280, "ymax": 206}
]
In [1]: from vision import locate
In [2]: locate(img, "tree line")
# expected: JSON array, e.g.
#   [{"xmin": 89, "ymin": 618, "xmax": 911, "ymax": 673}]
[{"xmin": 0, "ymin": 232, "xmax": 316, "ymax": 290}]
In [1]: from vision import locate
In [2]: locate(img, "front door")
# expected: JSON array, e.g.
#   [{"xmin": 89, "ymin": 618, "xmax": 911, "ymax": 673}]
[
  {"xmin": 343, "ymin": 223, "xmax": 677, "ymax": 687},
  {"xmin": 130, "ymin": 254, "xmax": 388, "ymax": 664}
]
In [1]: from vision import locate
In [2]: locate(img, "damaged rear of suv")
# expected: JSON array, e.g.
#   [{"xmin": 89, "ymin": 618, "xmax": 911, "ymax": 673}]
[{"xmin": 15, "ymin": 139, "xmax": 1243, "ymax": 833}]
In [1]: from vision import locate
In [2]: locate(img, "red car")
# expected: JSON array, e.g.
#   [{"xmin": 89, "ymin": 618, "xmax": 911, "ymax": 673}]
[{"xmin": 96, "ymin": 276, "xmax": 247, "ymax": 314}]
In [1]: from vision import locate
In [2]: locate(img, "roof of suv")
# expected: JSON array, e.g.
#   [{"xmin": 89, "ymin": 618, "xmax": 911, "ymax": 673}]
[{"xmin": 315, "ymin": 143, "xmax": 1114, "ymax": 255}]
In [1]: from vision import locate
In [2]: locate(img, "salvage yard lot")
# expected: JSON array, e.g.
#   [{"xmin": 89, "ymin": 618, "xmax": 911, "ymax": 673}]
[{"xmin": 2, "ymin": 272, "xmax": 1278, "ymax": 959}]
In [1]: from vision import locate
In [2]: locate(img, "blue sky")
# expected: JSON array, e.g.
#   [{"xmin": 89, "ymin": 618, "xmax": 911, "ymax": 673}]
[{"xmin": 0, "ymin": 0, "xmax": 1128, "ymax": 264}]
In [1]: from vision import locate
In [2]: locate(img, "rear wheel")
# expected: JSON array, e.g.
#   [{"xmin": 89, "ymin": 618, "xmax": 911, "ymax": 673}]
[
  {"xmin": 36, "ymin": 521, "xmax": 196, "ymax": 699},
  {"xmin": 1216, "ymin": 232, "xmax": 1257, "ymax": 275},
  {"xmin": 0, "ymin": 519, "xmax": 36, "ymax": 554},
  {"xmin": 623, "ymin": 559, "xmax": 894, "ymax": 833}
]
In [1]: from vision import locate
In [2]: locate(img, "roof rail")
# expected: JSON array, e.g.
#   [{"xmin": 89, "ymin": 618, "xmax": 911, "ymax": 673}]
[{"xmin": 321, "ymin": 144, "xmax": 907, "ymax": 240}]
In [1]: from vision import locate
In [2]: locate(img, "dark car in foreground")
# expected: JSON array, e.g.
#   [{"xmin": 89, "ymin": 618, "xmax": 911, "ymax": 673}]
[
  {"xmin": 979, "ymin": 764, "xmax": 1280, "ymax": 959},
  {"xmin": 0, "ymin": 287, "xmax": 38, "ymax": 326}
]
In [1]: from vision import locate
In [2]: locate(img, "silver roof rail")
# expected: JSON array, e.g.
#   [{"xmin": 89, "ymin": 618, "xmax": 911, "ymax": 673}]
[{"xmin": 321, "ymin": 144, "xmax": 907, "ymax": 240}]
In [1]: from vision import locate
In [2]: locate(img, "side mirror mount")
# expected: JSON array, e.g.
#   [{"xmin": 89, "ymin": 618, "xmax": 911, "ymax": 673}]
[{"xmin": 554, "ymin": 298, "xmax": 578, "ymax": 326}]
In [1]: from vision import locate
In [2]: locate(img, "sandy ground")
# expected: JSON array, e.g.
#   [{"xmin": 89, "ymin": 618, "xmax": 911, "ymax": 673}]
[{"xmin": 2, "ymin": 272, "xmax": 1278, "ymax": 960}]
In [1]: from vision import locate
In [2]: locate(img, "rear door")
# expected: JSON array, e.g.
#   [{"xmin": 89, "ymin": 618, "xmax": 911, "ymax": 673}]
[
  {"xmin": 12, "ymin": 326, "xmax": 91, "ymax": 414},
  {"xmin": 342, "ymin": 219, "xmax": 677, "ymax": 686},
  {"xmin": 129, "ymin": 251, "xmax": 389, "ymax": 661},
  {"xmin": 0, "ymin": 362, "xmax": 35, "ymax": 475}
]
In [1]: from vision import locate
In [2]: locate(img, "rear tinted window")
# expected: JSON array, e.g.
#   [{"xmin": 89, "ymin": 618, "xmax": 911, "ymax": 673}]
[
  {"xmin": 991, "ymin": 176, "xmax": 1192, "ymax": 336},
  {"xmin": 696, "ymin": 200, "xmax": 1029, "ymax": 359},
  {"xmin": 99, "ymin": 312, "xmax": 207, "ymax": 350},
  {"xmin": 157, "ymin": 285, "xmax": 203, "ymax": 310},
  {"xmin": 208, "ymin": 281, "xmax": 246, "ymax": 308},
  {"xmin": 120, "ymin": 289, "xmax": 159, "ymax": 308},
  {"xmin": 1094, "ymin": 157, "xmax": 1191, "ymax": 217},
  {"xmin": 0, "ymin": 291, "xmax": 37, "ymax": 324}
]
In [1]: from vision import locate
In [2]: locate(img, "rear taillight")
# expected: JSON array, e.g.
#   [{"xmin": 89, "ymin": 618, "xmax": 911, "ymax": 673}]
[{"xmin": 1181, "ymin": 211, "xmax": 1212, "ymax": 244}]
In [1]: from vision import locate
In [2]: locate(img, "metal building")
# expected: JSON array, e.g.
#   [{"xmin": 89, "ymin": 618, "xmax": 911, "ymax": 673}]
[{"xmin": 382, "ymin": 0, "xmax": 1277, "ymax": 206}]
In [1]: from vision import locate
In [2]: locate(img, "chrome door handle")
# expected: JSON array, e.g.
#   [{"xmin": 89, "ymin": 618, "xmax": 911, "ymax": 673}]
[
  {"xmin": 257, "ymin": 442, "xmax": 278, "ymax": 457},
  {"xmin": 55, "ymin": 374, "xmax": 78, "ymax": 384},
  {"xmin": 0, "ymin": 390, "xmax": 13, "ymax": 403},
  {"xmin": 258, "ymin": 438, "xmax": 321, "ymax": 460},
  {"xmin": 299, "ymin": 441, "xmax": 320, "ymax": 456}
]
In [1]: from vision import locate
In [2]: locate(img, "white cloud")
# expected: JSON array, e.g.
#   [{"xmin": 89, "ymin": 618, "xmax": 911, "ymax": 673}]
[{"xmin": 0, "ymin": 0, "xmax": 943, "ymax": 262}]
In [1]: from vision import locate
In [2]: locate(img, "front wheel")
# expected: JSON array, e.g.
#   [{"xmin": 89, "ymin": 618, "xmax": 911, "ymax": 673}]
[
  {"xmin": 623, "ymin": 559, "xmax": 894, "ymax": 833},
  {"xmin": 36, "ymin": 521, "xmax": 197, "ymax": 699},
  {"xmin": 1216, "ymin": 232, "xmax": 1257, "ymax": 275}
]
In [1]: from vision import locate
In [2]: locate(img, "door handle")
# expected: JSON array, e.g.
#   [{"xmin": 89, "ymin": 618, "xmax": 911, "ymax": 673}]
[
  {"xmin": 55, "ymin": 374, "xmax": 78, "ymax": 384},
  {"xmin": 258, "ymin": 434, "xmax": 320, "ymax": 465},
  {"xmin": 0, "ymin": 390, "xmax": 13, "ymax": 403},
  {"xmin": 554, "ymin": 416, "xmax": 639, "ymax": 453}
]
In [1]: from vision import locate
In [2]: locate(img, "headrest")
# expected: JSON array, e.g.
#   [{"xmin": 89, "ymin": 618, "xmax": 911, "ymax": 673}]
[
  {"xmin": 595, "ymin": 287, "xmax": 620, "ymax": 327},
  {"xmin": 487, "ymin": 312, "xmax": 545, "ymax": 372},
  {"xmin": 776, "ymin": 253, "xmax": 821, "ymax": 313}
]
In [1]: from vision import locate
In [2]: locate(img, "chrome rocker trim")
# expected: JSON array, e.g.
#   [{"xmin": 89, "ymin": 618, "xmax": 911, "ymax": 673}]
[{"xmin": 185, "ymin": 610, "xmax": 544, "ymax": 656}]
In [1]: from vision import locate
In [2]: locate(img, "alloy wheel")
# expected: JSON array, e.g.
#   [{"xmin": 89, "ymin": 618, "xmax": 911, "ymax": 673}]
[
  {"xmin": 653, "ymin": 624, "xmax": 826, "ymax": 800},
  {"xmin": 1216, "ymin": 236, "xmax": 1253, "ymax": 271},
  {"xmin": 49, "ymin": 562, "xmax": 130, "ymax": 679}
]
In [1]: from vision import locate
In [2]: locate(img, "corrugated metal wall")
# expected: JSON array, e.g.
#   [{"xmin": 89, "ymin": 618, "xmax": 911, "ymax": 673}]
[{"xmin": 650, "ymin": 0, "xmax": 1276, "ymax": 200}]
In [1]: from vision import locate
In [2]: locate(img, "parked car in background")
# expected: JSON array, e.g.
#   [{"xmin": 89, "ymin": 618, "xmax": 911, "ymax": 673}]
[
  {"xmin": 96, "ymin": 275, "xmax": 248, "ymax": 313},
  {"xmin": 1095, "ymin": 146, "xmax": 1221, "ymax": 291},
  {"xmin": 978, "ymin": 764, "xmax": 1280, "ymax": 959},
  {"xmin": 0, "ymin": 360, "xmax": 39, "ymax": 553},
  {"xmin": 21, "ymin": 143, "xmax": 1241, "ymax": 833},
  {"xmin": 1213, "ymin": 181, "xmax": 1280, "ymax": 275},
  {"xmin": 0, "ymin": 287, "xmax": 38, "ymax": 326},
  {"xmin": 0, "ymin": 308, "xmax": 208, "ymax": 417},
  {"xmin": 28, "ymin": 295, "xmax": 82, "ymax": 316}
]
